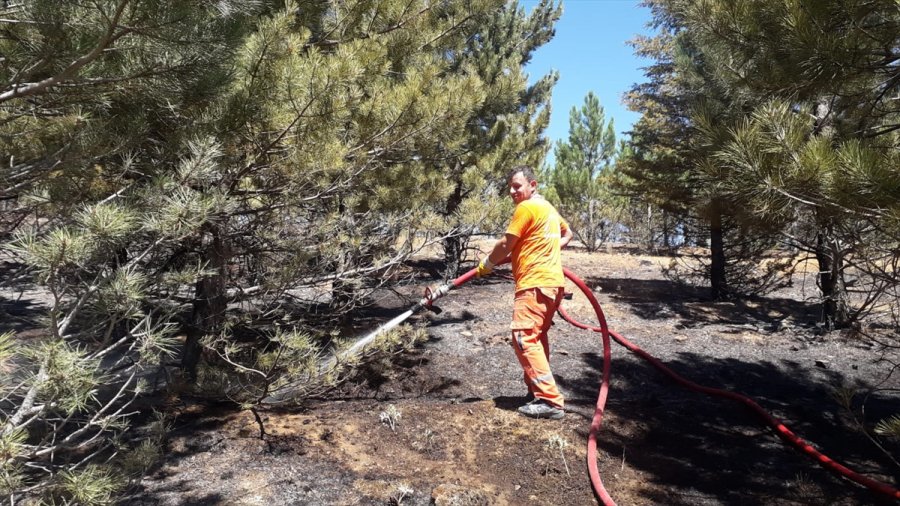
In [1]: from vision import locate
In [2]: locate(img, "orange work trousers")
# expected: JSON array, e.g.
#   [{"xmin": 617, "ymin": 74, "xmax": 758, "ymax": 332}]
[{"xmin": 510, "ymin": 287, "xmax": 564, "ymax": 408}]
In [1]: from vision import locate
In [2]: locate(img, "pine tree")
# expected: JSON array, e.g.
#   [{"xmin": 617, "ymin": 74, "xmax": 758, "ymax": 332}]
[
  {"xmin": 1, "ymin": 0, "xmax": 530, "ymax": 500},
  {"xmin": 677, "ymin": 0, "xmax": 900, "ymax": 325},
  {"xmin": 620, "ymin": 9, "xmax": 695, "ymax": 252},
  {"xmin": 620, "ymin": 1, "xmax": 731, "ymax": 274},
  {"xmin": 548, "ymin": 92, "xmax": 622, "ymax": 252},
  {"xmin": 437, "ymin": 0, "xmax": 561, "ymax": 277},
  {"xmin": 624, "ymin": 0, "xmax": 805, "ymax": 299},
  {"xmin": 667, "ymin": 0, "xmax": 900, "ymax": 445},
  {"xmin": 1, "ymin": 2, "xmax": 259, "ymax": 501}
]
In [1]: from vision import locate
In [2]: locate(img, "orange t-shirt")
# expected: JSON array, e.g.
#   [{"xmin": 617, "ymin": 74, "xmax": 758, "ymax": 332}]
[{"xmin": 506, "ymin": 197, "xmax": 569, "ymax": 292}]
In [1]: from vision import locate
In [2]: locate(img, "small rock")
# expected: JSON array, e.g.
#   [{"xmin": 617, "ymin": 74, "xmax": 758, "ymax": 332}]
[
  {"xmin": 461, "ymin": 331, "xmax": 473, "ymax": 337},
  {"xmin": 674, "ymin": 335, "xmax": 688, "ymax": 342},
  {"xmin": 815, "ymin": 360, "xmax": 829, "ymax": 369},
  {"xmin": 514, "ymin": 484, "xmax": 521, "ymax": 491}
]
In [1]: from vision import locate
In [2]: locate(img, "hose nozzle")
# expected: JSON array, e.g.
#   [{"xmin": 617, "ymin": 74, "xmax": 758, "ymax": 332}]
[{"xmin": 420, "ymin": 283, "xmax": 452, "ymax": 311}]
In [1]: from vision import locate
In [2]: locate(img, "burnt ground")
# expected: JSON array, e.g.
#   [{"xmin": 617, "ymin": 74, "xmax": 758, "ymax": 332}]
[{"xmin": 115, "ymin": 249, "xmax": 899, "ymax": 504}]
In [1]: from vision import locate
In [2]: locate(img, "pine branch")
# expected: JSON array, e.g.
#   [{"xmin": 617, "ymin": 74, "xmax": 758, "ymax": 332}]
[
  {"xmin": 30, "ymin": 371, "xmax": 137, "ymax": 459},
  {"xmin": 2, "ymin": 361, "xmax": 48, "ymax": 436},
  {"xmin": 0, "ymin": 0, "xmax": 134, "ymax": 103}
]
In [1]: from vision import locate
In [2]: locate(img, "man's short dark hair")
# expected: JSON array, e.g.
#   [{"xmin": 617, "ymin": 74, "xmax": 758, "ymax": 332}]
[{"xmin": 507, "ymin": 165, "xmax": 536, "ymax": 182}]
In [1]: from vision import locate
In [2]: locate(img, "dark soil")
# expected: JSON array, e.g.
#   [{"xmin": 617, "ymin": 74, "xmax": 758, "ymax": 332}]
[{"xmin": 126, "ymin": 248, "xmax": 900, "ymax": 505}]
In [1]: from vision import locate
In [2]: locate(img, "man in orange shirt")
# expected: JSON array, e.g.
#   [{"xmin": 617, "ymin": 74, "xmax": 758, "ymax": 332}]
[{"xmin": 477, "ymin": 166, "xmax": 573, "ymax": 419}]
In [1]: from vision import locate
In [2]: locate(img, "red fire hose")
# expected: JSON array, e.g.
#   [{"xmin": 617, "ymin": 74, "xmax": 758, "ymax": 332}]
[
  {"xmin": 432, "ymin": 265, "xmax": 900, "ymax": 504},
  {"xmin": 557, "ymin": 267, "xmax": 900, "ymax": 504}
]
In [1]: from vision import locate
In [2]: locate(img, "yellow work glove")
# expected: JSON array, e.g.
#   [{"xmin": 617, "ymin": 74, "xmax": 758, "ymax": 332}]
[{"xmin": 477, "ymin": 258, "xmax": 494, "ymax": 277}]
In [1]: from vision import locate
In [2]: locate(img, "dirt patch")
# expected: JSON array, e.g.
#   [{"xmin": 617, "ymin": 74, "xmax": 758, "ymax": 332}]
[
  {"xmin": 129, "ymin": 248, "xmax": 900, "ymax": 505},
  {"xmin": 128, "ymin": 400, "xmax": 597, "ymax": 505}
]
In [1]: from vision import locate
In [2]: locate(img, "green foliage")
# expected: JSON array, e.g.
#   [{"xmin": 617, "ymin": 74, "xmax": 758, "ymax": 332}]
[
  {"xmin": 133, "ymin": 318, "xmax": 180, "ymax": 367},
  {"xmin": 74, "ymin": 203, "xmax": 139, "ymax": 246},
  {"xmin": 627, "ymin": 2, "xmax": 900, "ymax": 462},
  {"xmin": 198, "ymin": 322, "xmax": 427, "ymax": 404},
  {"xmin": 0, "ymin": 333, "xmax": 153, "ymax": 502},
  {"xmin": 620, "ymin": 8, "xmax": 702, "ymax": 253},
  {"xmin": 0, "ymin": 429, "xmax": 26, "ymax": 496},
  {"xmin": 92, "ymin": 269, "xmax": 147, "ymax": 318},
  {"xmin": 50, "ymin": 465, "xmax": 124, "ymax": 506},
  {"xmin": 0, "ymin": 332, "xmax": 14, "ymax": 367},
  {"xmin": 624, "ymin": 0, "xmax": 900, "ymax": 308},
  {"xmin": 548, "ymin": 92, "xmax": 627, "ymax": 251},
  {"xmin": 1, "ymin": 1, "xmax": 561, "ymax": 501},
  {"xmin": 10, "ymin": 227, "xmax": 92, "ymax": 276},
  {"xmin": 120, "ymin": 439, "xmax": 163, "ymax": 477},
  {"xmin": 435, "ymin": 0, "xmax": 561, "ymax": 275},
  {"xmin": 677, "ymin": 0, "xmax": 900, "ymax": 222},
  {"xmin": 120, "ymin": 411, "xmax": 170, "ymax": 477},
  {"xmin": 36, "ymin": 341, "xmax": 100, "ymax": 415},
  {"xmin": 705, "ymin": 100, "xmax": 900, "ymax": 225}
]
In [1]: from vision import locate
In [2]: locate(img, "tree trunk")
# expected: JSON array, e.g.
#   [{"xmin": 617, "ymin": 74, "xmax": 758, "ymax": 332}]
[
  {"xmin": 442, "ymin": 178, "xmax": 464, "ymax": 279},
  {"xmin": 443, "ymin": 235, "xmax": 462, "ymax": 279},
  {"xmin": 182, "ymin": 224, "xmax": 229, "ymax": 380},
  {"xmin": 814, "ymin": 224, "xmax": 850, "ymax": 330},
  {"xmin": 662, "ymin": 210, "xmax": 671, "ymax": 253},
  {"xmin": 329, "ymin": 197, "xmax": 356, "ymax": 311},
  {"xmin": 709, "ymin": 202, "xmax": 727, "ymax": 300},
  {"xmin": 587, "ymin": 198, "xmax": 596, "ymax": 252}
]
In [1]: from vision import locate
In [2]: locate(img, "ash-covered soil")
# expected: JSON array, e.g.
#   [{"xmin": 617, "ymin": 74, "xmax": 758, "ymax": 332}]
[{"xmin": 127, "ymin": 248, "xmax": 900, "ymax": 505}]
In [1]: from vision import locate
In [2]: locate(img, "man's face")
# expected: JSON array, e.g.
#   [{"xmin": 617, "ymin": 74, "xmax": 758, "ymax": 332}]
[{"xmin": 509, "ymin": 171, "xmax": 536, "ymax": 204}]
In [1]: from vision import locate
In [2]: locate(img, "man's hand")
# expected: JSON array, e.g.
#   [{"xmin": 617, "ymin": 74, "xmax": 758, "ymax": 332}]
[{"xmin": 477, "ymin": 258, "xmax": 494, "ymax": 277}]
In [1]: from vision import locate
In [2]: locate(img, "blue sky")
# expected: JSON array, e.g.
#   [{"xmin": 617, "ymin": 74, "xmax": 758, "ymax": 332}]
[{"xmin": 521, "ymin": 0, "xmax": 653, "ymax": 156}]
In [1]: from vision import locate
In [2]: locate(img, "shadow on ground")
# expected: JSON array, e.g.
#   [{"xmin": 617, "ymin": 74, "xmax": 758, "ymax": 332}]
[
  {"xmin": 587, "ymin": 275, "xmax": 821, "ymax": 330},
  {"xmin": 0, "ymin": 296, "xmax": 46, "ymax": 335},
  {"xmin": 558, "ymin": 349, "xmax": 900, "ymax": 505}
]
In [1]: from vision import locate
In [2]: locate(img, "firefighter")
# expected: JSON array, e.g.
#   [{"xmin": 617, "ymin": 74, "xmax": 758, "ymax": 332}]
[{"xmin": 477, "ymin": 165, "xmax": 573, "ymax": 419}]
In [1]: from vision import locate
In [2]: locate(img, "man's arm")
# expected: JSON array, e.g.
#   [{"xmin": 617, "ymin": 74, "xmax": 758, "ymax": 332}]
[
  {"xmin": 560, "ymin": 226, "xmax": 573, "ymax": 249},
  {"xmin": 478, "ymin": 233, "xmax": 518, "ymax": 276},
  {"xmin": 487, "ymin": 233, "xmax": 519, "ymax": 265}
]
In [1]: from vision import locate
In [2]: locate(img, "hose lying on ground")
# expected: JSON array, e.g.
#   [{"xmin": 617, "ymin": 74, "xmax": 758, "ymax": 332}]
[{"xmin": 558, "ymin": 266, "xmax": 900, "ymax": 505}]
